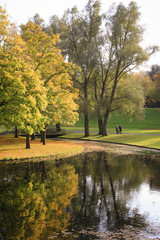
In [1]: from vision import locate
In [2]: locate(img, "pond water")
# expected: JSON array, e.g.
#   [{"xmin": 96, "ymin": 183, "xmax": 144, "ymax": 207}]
[{"xmin": 0, "ymin": 152, "xmax": 160, "ymax": 239}]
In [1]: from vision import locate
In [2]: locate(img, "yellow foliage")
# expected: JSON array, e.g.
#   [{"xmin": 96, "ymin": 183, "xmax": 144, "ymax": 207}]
[
  {"xmin": 0, "ymin": 11, "xmax": 48, "ymax": 134},
  {"xmin": 21, "ymin": 21, "xmax": 79, "ymax": 127}
]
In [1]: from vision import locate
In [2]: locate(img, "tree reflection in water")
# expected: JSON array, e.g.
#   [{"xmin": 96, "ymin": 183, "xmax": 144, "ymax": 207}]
[
  {"xmin": 0, "ymin": 160, "xmax": 78, "ymax": 239},
  {"xmin": 67, "ymin": 152, "xmax": 149, "ymax": 234},
  {"xmin": 0, "ymin": 152, "xmax": 160, "ymax": 239}
]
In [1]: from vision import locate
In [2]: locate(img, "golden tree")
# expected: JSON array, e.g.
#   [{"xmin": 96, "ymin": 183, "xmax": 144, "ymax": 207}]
[
  {"xmin": 0, "ymin": 6, "xmax": 47, "ymax": 148},
  {"xmin": 21, "ymin": 22, "xmax": 79, "ymax": 143}
]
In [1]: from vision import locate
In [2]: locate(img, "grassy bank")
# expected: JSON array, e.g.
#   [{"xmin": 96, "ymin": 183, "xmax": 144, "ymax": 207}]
[
  {"xmin": 60, "ymin": 132, "xmax": 160, "ymax": 149},
  {"xmin": 60, "ymin": 108, "xmax": 160, "ymax": 149},
  {"xmin": 0, "ymin": 135, "xmax": 84, "ymax": 161},
  {"xmin": 1, "ymin": 108, "xmax": 160, "ymax": 158},
  {"xmin": 67, "ymin": 108, "xmax": 160, "ymax": 132}
]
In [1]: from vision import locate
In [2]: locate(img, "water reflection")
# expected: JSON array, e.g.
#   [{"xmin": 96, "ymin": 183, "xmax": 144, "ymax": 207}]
[
  {"xmin": 0, "ymin": 161, "xmax": 78, "ymax": 239},
  {"xmin": 67, "ymin": 152, "xmax": 149, "ymax": 233},
  {"xmin": 0, "ymin": 152, "xmax": 160, "ymax": 239}
]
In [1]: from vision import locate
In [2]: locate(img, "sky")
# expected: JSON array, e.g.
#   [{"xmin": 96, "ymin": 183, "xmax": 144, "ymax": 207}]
[{"xmin": 1, "ymin": 0, "xmax": 160, "ymax": 71}]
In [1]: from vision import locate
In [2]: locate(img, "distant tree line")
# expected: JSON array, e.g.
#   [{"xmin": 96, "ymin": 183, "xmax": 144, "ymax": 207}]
[{"xmin": 146, "ymin": 64, "xmax": 160, "ymax": 107}]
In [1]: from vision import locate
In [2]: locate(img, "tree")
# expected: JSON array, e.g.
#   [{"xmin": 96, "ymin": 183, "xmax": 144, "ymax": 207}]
[
  {"xmin": 56, "ymin": 0, "xmax": 102, "ymax": 136},
  {"xmin": 20, "ymin": 21, "xmax": 79, "ymax": 143},
  {"xmin": 30, "ymin": 13, "xmax": 45, "ymax": 27},
  {"xmin": 0, "ymin": 7, "xmax": 47, "ymax": 148},
  {"xmin": 46, "ymin": 14, "xmax": 61, "ymax": 35},
  {"xmin": 112, "ymin": 73, "xmax": 146, "ymax": 119},
  {"xmin": 92, "ymin": 1, "xmax": 153, "ymax": 135},
  {"xmin": 147, "ymin": 64, "xmax": 160, "ymax": 81},
  {"xmin": 153, "ymin": 71, "xmax": 160, "ymax": 100},
  {"xmin": 92, "ymin": 71, "xmax": 147, "ymax": 134},
  {"xmin": 131, "ymin": 72, "xmax": 152, "ymax": 107},
  {"xmin": 146, "ymin": 65, "xmax": 160, "ymax": 107},
  {"xmin": 148, "ymin": 70, "xmax": 160, "ymax": 107}
]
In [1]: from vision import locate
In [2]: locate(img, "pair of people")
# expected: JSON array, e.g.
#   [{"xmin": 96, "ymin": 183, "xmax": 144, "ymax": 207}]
[{"xmin": 116, "ymin": 125, "xmax": 122, "ymax": 134}]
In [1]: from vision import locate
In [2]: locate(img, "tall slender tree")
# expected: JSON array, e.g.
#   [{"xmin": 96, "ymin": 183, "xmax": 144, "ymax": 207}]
[
  {"xmin": 92, "ymin": 1, "xmax": 155, "ymax": 135},
  {"xmin": 56, "ymin": 0, "xmax": 102, "ymax": 136}
]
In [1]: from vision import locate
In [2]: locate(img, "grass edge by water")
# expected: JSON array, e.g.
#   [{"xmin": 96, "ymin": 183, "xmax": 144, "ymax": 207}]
[
  {"xmin": 60, "ymin": 132, "xmax": 160, "ymax": 151},
  {"xmin": 0, "ymin": 135, "xmax": 84, "ymax": 162}
]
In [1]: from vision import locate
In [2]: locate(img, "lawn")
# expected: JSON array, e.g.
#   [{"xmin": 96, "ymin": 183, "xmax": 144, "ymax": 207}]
[
  {"xmin": 0, "ymin": 108, "xmax": 160, "ymax": 158},
  {"xmin": 0, "ymin": 135, "xmax": 84, "ymax": 161},
  {"xmin": 60, "ymin": 132, "xmax": 160, "ymax": 149},
  {"xmin": 66, "ymin": 108, "xmax": 160, "ymax": 132},
  {"xmin": 61, "ymin": 108, "xmax": 160, "ymax": 149}
]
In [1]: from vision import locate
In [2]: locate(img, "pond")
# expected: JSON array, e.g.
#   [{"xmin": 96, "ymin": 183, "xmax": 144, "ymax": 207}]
[{"xmin": 0, "ymin": 152, "xmax": 160, "ymax": 239}]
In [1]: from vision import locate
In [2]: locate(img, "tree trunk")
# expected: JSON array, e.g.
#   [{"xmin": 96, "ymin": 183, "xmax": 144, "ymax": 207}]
[
  {"xmin": 84, "ymin": 113, "xmax": 89, "ymax": 137},
  {"xmin": 31, "ymin": 133, "xmax": 35, "ymax": 140},
  {"xmin": 102, "ymin": 111, "xmax": 109, "ymax": 136},
  {"xmin": 102, "ymin": 122, "xmax": 107, "ymax": 136},
  {"xmin": 103, "ymin": 156, "xmax": 120, "ymax": 227},
  {"xmin": 15, "ymin": 126, "xmax": 19, "ymax": 138},
  {"xmin": 40, "ymin": 131, "xmax": 43, "ymax": 142},
  {"xmin": 84, "ymin": 77, "xmax": 89, "ymax": 137},
  {"xmin": 56, "ymin": 123, "xmax": 61, "ymax": 132},
  {"xmin": 26, "ymin": 134, "xmax": 30, "ymax": 149},
  {"xmin": 98, "ymin": 118, "xmax": 103, "ymax": 135},
  {"xmin": 42, "ymin": 130, "xmax": 46, "ymax": 145}
]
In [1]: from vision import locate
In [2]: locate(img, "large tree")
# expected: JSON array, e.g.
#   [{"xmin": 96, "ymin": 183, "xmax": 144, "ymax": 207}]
[
  {"xmin": 0, "ymin": 6, "xmax": 47, "ymax": 148},
  {"xmin": 55, "ymin": 0, "xmax": 102, "ymax": 136},
  {"xmin": 92, "ymin": 1, "xmax": 154, "ymax": 135},
  {"xmin": 20, "ymin": 21, "xmax": 79, "ymax": 143}
]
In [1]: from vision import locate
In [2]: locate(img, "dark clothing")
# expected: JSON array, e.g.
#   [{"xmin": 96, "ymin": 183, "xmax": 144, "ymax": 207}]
[
  {"xmin": 116, "ymin": 126, "xmax": 119, "ymax": 134},
  {"xmin": 119, "ymin": 125, "xmax": 122, "ymax": 134}
]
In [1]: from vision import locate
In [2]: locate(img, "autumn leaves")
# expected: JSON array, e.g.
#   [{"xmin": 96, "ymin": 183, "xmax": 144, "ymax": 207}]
[{"xmin": 0, "ymin": 7, "xmax": 79, "ymax": 148}]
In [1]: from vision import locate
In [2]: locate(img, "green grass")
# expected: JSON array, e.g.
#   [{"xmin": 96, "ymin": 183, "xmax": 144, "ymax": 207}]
[
  {"xmin": 61, "ymin": 108, "xmax": 160, "ymax": 149},
  {"xmin": 108, "ymin": 108, "xmax": 160, "ymax": 130},
  {"xmin": 64, "ymin": 108, "xmax": 160, "ymax": 133},
  {"xmin": 60, "ymin": 132, "xmax": 160, "ymax": 149},
  {"xmin": 0, "ymin": 126, "xmax": 6, "ymax": 132},
  {"xmin": 84, "ymin": 108, "xmax": 160, "ymax": 129},
  {"xmin": 1, "ymin": 108, "xmax": 160, "ymax": 150}
]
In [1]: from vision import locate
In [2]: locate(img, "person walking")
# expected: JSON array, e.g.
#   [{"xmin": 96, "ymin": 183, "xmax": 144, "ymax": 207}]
[
  {"xmin": 119, "ymin": 125, "xmax": 122, "ymax": 134},
  {"xmin": 116, "ymin": 125, "xmax": 119, "ymax": 134}
]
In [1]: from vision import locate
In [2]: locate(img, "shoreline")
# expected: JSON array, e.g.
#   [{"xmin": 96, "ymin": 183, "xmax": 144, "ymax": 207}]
[
  {"xmin": 58, "ymin": 138, "xmax": 160, "ymax": 156},
  {"xmin": 0, "ymin": 136, "xmax": 160, "ymax": 163}
]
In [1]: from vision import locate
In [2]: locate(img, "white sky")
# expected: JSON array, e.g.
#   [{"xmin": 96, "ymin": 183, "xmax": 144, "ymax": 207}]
[{"xmin": 1, "ymin": 0, "xmax": 160, "ymax": 71}]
